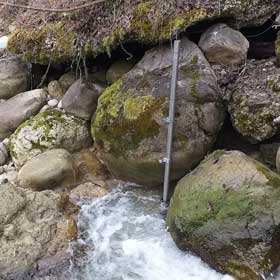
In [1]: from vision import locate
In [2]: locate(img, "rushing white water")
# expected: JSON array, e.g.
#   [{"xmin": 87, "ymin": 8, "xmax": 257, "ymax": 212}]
[
  {"xmin": 69, "ymin": 184, "xmax": 234, "ymax": 280},
  {"xmin": 0, "ymin": 36, "xmax": 8, "ymax": 49}
]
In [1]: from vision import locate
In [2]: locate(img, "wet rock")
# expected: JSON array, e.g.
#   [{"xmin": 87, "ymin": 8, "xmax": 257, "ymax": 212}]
[
  {"xmin": 0, "ymin": 184, "xmax": 77, "ymax": 278},
  {"xmin": 70, "ymin": 182, "xmax": 107, "ymax": 202},
  {"xmin": 227, "ymin": 59, "xmax": 280, "ymax": 143},
  {"xmin": 59, "ymin": 71, "xmax": 77, "ymax": 93},
  {"xmin": 106, "ymin": 60, "xmax": 135, "ymax": 84},
  {"xmin": 48, "ymin": 80, "xmax": 64, "ymax": 100},
  {"xmin": 18, "ymin": 149, "xmax": 76, "ymax": 191},
  {"xmin": 92, "ymin": 38, "xmax": 225, "ymax": 186},
  {"xmin": 73, "ymin": 148, "xmax": 109, "ymax": 184},
  {"xmin": 199, "ymin": 23, "xmax": 249, "ymax": 65},
  {"xmin": 9, "ymin": 109, "xmax": 92, "ymax": 167},
  {"xmin": 167, "ymin": 150, "xmax": 280, "ymax": 280},
  {"xmin": 62, "ymin": 79, "xmax": 104, "ymax": 120},
  {"xmin": 0, "ymin": 56, "xmax": 30, "ymax": 99},
  {"xmin": 0, "ymin": 89, "xmax": 47, "ymax": 140}
]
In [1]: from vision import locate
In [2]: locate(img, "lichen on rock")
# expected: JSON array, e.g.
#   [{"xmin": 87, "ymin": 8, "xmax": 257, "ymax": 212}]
[{"xmin": 9, "ymin": 109, "xmax": 92, "ymax": 167}]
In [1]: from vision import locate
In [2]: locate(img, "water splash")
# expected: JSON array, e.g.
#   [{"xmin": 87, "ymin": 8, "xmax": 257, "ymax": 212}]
[{"xmin": 70, "ymin": 184, "xmax": 234, "ymax": 280}]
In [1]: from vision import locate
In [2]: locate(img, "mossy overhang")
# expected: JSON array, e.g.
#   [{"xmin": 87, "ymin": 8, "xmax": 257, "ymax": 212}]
[{"xmin": 6, "ymin": 0, "xmax": 280, "ymax": 64}]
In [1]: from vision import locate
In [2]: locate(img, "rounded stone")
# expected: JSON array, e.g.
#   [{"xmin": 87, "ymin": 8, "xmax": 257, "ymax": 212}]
[
  {"xmin": 18, "ymin": 149, "xmax": 76, "ymax": 191},
  {"xmin": 92, "ymin": 38, "xmax": 224, "ymax": 187},
  {"xmin": 9, "ymin": 109, "xmax": 92, "ymax": 167}
]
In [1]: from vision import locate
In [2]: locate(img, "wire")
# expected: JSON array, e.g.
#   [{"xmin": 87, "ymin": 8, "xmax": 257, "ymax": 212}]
[
  {"xmin": 244, "ymin": 24, "xmax": 274, "ymax": 38},
  {"xmin": 0, "ymin": 0, "xmax": 105, "ymax": 13}
]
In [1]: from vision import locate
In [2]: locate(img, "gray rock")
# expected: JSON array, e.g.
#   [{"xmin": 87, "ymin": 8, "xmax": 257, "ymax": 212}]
[
  {"xmin": 9, "ymin": 109, "xmax": 92, "ymax": 167},
  {"xmin": 167, "ymin": 150, "xmax": 280, "ymax": 280},
  {"xmin": 0, "ymin": 184, "xmax": 78, "ymax": 278},
  {"xmin": 92, "ymin": 38, "xmax": 225, "ymax": 187},
  {"xmin": 276, "ymin": 146, "xmax": 280, "ymax": 173},
  {"xmin": 62, "ymin": 79, "xmax": 104, "ymax": 120},
  {"xmin": 48, "ymin": 80, "xmax": 64, "ymax": 100},
  {"xmin": 228, "ymin": 59, "xmax": 280, "ymax": 143},
  {"xmin": 0, "ymin": 89, "xmax": 47, "ymax": 140},
  {"xmin": 18, "ymin": 149, "xmax": 76, "ymax": 191},
  {"xmin": 0, "ymin": 56, "xmax": 30, "ymax": 99},
  {"xmin": 106, "ymin": 60, "xmax": 135, "ymax": 84},
  {"xmin": 260, "ymin": 142, "xmax": 280, "ymax": 168},
  {"xmin": 0, "ymin": 141, "xmax": 8, "ymax": 166},
  {"xmin": 58, "ymin": 72, "xmax": 77, "ymax": 93},
  {"xmin": 70, "ymin": 182, "xmax": 107, "ymax": 202},
  {"xmin": 199, "ymin": 23, "xmax": 249, "ymax": 65}
]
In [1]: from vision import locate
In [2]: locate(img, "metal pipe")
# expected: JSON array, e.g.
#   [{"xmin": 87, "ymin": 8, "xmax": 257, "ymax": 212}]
[{"xmin": 162, "ymin": 40, "xmax": 181, "ymax": 204}]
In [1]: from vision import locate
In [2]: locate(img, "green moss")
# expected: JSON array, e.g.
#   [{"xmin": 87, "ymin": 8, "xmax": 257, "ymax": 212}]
[
  {"xmin": 167, "ymin": 186, "xmax": 252, "ymax": 234},
  {"xmin": 92, "ymin": 80, "xmax": 167, "ymax": 157},
  {"xmin": 7, "ymin": 23, "xmax": 79, "ymax": 64},
  {"xmin": 102, "ymin": 27, "xmax": 126, "ymax": 57},
  {"xmin": 181, "ymin": 56, "xmax": 201, "ymax": 101},
  {"xmin": 203, "ymin": 150, "xmax": 225, "ymax": 162},
  {"xmin": 131, "ymin": 6, "xmax": 207, "ymax": 43},
  {"xmin": 255, "ymin": 160, "xmax": 280, "ymax": 188},
  {"xmin": 226, "ymin": 261, "xmax": 261, "ymax": 280},
  {"xmin": 67, "ymin": 216, "xmax": 78, "ymax": 241}
]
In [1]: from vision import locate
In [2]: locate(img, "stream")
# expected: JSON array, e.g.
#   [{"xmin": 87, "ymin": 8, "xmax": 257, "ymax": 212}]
[{"xmin": 68, "ymin": 183, "xmax": 235, "ymax": 280}]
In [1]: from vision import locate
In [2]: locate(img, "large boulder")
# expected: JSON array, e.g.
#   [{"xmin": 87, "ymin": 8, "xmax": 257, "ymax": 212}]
[
  {"xmin": 228, "ymin": 59, "xmax": 280, "ymax": 143},
  {"xmin": 0, "ymin": 184, "xmax": 78, "ymax": 278},
  {"xmin": 0, "ymin": 56, "xmax": 30, "ymax": 99},
  {"xmin": 9, "ymin": 109, "xmax": 92, "ymax": 167},
  {"xmin": 61, "ymin": 79, "xmax": 104, "ymax": 120},
  {"xmin": 92, "ymin": 38, "xmax": 224, "ymax": 186},
  {"xmin": 167, "ymin": 150, "xmax": 280, "ymax": 280},
  {"xmin": 199, "ymin": 23, "xmax": 249, "ymax": 65},
  {"xmin": 18, "ymin": 149, "xmax": 76, "ymax": 191},
  {"xmin": 0, "ymin": 89, "xmax": 47, "ymax": 140}
]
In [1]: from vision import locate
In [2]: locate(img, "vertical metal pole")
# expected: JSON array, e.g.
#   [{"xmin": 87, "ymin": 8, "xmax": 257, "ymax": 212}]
[{"xmin": 162, "ymin": 40, "xmax": 180, "ymax": 204}]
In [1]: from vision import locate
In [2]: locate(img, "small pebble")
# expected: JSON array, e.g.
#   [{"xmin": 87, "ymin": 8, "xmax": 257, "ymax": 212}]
[{"xmin": 48, "ymin": 99, "xmax": 59, "ymax": 108}]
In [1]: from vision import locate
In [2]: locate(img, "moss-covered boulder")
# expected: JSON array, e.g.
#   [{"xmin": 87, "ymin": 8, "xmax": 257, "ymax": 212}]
[
  {"xmin": 167, "ymin": 150, "xmax": 280, "ymax": 280},
  {"xmin": 6, "ymin": 1, "xmax": 280, "ymax": 63},
  {"xmin": 228, "ymin": 59, "xmax": 280, "ymax": 143},
  {"xmin": 9, "ymin": 109, "xmax": 92, "ymax": 167},
  {"xmin": 91, "ymin": 38, "xmax": 224, "ymax": 186}
]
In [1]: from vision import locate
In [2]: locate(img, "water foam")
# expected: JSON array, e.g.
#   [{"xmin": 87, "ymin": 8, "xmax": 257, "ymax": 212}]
[{"xmin": 70, "ymin": 185, "xmax": 234, "ymax": 280}]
